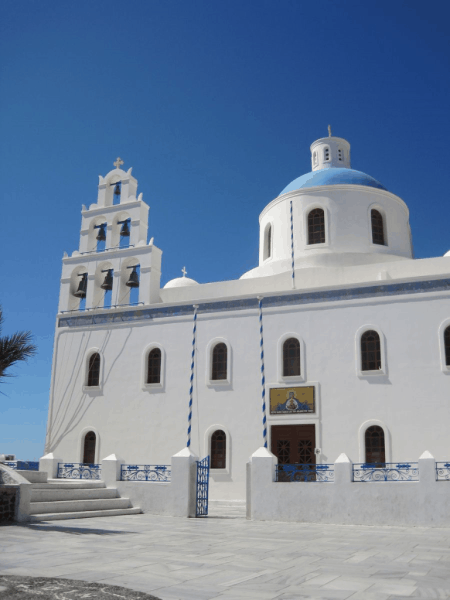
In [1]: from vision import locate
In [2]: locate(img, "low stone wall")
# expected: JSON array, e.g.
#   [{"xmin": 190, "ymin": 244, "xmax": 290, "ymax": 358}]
[
  {"xmin": 0, "ymin": 487, "xmax": 18, "ymax": 524},
  {"xmin": 0, "ymin": 464, "xmax": 32, "ymax": 523},
  {"xmin": 39, "ymin": 448, "xmax": 199, "ymax": 518},
  {"xmin": 247, "ymin": 448, "xmax": 450, "ymax": 528}
]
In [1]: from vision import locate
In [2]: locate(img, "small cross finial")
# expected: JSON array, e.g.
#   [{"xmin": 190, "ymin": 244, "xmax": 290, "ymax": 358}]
[
  {"xmin": 181, "ymin": 266, "xmax": 187, "ymax": 277},
  {"xmin": 114, "ymin": 157, "xmax": 124, "ymax": 169},
  {"xmin": 328, "ymin": 125, "xmax": 332, "ymax": 137}
]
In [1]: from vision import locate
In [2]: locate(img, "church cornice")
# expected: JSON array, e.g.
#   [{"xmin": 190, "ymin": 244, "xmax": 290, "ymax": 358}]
[{"xmin": 58, "ymin": 276, "xmax": 450, "ymax": 329}]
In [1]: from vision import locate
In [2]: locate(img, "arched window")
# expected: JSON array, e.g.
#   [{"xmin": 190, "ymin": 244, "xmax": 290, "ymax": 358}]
[
  {"xmin": 147, "ymin": 348, "xmax": 161, "ymax": 384},
  {"xmin": 264, "ymin": 224, "xmax": 272, "ymax": 260},
  {"xmin": 83, "ymin": 431, "xmax": 96, "ymax": 464},
  {"xmin": 283, "ymin": 338, "xmax": 300, "ymax": 377},
  {"xmin": 365, "ymin": 425, "xmax": 385, "ymax": 465},
  {"xmin": 313, "ymin": 151, "xmax": 317, "ymax": 165},
  {"xmin": 308, "ymin": 208, "xmax": 325, "ymax": 244},
  {"xmin": 444, "ymin": 326, "xmax": 450, "ymax": 366},
  {"xmin": 211, "ymin": 430, "xmax": 226, "ymax": 469},
  {"xmin": 361, "ymin": 331, "xmax": 381, "ymax": 371},
  {"xmin": 324, "ymin": 147, "xmax": 330, "ymax": 161},
  {"xmin": 212, "ymin": 343, "xmax": 227, "ymax": 380},
  {"xmin": 371, "ymin": 209, "xmax": 385, "ymax": 245},
  {"xmin": 87, "ymin": 353, "xmax": 100, "ymax": 387}
]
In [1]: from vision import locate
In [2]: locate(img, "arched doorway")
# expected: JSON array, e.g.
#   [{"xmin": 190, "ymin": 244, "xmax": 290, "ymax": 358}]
[{"xmin": 83, "ymin": 431, "xmax": 96, "ymax": 464}]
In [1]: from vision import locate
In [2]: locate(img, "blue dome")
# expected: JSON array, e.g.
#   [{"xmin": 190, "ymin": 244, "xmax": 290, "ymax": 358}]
[{"xmin": 279, "ymin": 168, "xmax": 387, "ymax": 196}]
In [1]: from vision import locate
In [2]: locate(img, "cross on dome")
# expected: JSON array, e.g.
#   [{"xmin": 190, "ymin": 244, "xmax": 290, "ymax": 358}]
[
  {"xmin": 328, "ymin": 125, "xmax": 332, "ymax": 137},
  {"xmin": 114, "ymin": 157, "xmax": 124, "ymax": 169},
  {"xmin": 181, "ymin": 266, "xmax": 187, "ymax": 277}
]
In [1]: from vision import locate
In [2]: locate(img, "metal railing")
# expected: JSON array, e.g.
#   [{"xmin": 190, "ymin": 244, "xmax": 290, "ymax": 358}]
[
  {"xmin": 436, "ymin": 462, "xmax": 450, "ymax": 481},
  {"xmin": 57, "ymin": 463, "xmax": 101, "ymax": 480},
  {"xmin": 275, "ymin": 464, "xmax": 334, "ymax": 482},
  {"xmin": 3, "ymin": 461, "xmax": 39, "ymax": 471},
  {"xmin": 78, "ymin": 244, "xmax": 135, "ymax": 256},
  {"xmin": 61, "ymin": 301, "xmax": 144, "ymax": 315},
  {"xmin": 352, "ymin": 462, "xmax": 419, "ymax": 482},
  {"xmin": 121, "ymin": 464, "xmax": 171, "ymax": 482}
]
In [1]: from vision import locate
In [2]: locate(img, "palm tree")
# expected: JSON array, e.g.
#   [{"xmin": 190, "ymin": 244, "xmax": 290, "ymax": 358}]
[{"xmin": 0, "ymin": 306, "xmax": 37, "ymax": 383}]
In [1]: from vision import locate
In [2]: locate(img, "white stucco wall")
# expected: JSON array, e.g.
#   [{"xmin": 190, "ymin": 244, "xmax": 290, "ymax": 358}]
[
  {"xmin": 46, "ymin": 275, "xmax": 450, "ymax": 501},
  {"xmin": 248, "ymin": 449, "xmax": 450, "ymax": 527}
]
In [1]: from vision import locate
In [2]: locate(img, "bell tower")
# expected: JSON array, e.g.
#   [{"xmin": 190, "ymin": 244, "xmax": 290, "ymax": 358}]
[{"xmin": 58, "ymin": 159, "xmax": 162, "ymax": 313}]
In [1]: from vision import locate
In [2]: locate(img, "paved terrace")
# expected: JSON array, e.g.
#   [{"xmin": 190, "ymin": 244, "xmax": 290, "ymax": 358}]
[{"xmin": 1, "ymin": 512, "xmax": 450, "ymax": 599}]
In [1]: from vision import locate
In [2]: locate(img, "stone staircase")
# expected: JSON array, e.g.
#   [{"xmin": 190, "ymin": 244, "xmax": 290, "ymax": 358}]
[
  {"xmin": 28, "ymin": 479, "xmax": 142, "ymax": 522},
  {"xmin": 208, "ymin": 500, "xmax": 246, "ymax": 519}
]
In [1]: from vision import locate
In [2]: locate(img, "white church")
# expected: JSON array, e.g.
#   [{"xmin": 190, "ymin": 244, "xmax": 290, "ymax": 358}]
[{"xmin": 45, "ymin": 130, "xmax": 450, "ymax": 502}]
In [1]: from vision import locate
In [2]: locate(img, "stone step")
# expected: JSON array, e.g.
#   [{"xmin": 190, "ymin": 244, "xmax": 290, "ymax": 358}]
[
  {"xmin": 16, "ymin": 470, "xmax": 48, "ymax": 484},
  {"xmin": 28, "ymin": 507, "xmax": 142, "ymax": 522},
  {"xmin": 208, "ymin": 500, "xmax": 246, "ymax": 519},
  {"xmin": 31, "ymin": 487, "xmax": 118, "ymax": 503},
  {"xmin": 32, "ymin": 480, "xmax": 106, "ymax": 490},
  {"xmin": 29, "ymin": 497, "xmax": 132, "ymax": 515}
]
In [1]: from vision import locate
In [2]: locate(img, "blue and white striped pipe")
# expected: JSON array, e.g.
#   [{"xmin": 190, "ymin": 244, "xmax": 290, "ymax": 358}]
[
  {"xmin": 257, "ymin": 296, "xmax": 268, "ymax": 448},
  {"xmin": 290, "ymin": 200, "xmax": 295, "ymax": 289},
  {"xmin": 187, "ymin": 304, "xmax": 199, "ymax": 448}
]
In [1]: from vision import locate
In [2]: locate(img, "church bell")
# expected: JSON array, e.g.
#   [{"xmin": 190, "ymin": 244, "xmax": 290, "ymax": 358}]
[
  {"xmin": 119, "ymin": 220, "xmax": 130, "ymax": 237},
  {"xmin": 126, "ymin": 266, "xmax": 139, "ymax": 288},
  {"xmin": 114, "ymin": 182, "xmax": 121, "ymax": 197},
  {"xmin": 73, "ymin": 273, "xmax": 88, "ymax": 298},
  {"xmin": 95, "ymin": 223, "xmax": 106, "ymax": 242},
  {"xmin": 100, "ymin": 269, "xmax": 113, "ymax": 291}
]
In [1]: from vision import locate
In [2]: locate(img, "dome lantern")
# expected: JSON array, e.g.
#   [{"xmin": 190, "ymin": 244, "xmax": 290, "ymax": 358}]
[{"xmin": 310, "ymin": 127, "xmax": 351, "ymax": 171}]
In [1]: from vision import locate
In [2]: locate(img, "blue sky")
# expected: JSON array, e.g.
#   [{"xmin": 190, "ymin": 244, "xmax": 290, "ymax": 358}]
[{"xmin": 1, "ymin": 0, "xmax": 449, "ymax": 460}]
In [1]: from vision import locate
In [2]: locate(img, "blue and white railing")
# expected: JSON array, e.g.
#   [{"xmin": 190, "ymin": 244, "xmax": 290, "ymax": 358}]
[
  {"xmin": 352, "ymin": 462, "xmax": 419, "ymax": 482},
  {"xmin": 3, "ymin": 461, "xmax": 39, "ymax": 471},
  {"xmin": 275, "ymin": 463, "xmax": 334, "ymax": 482},
  {"xmin": 120, "ymin": 464, "xmax": 171, "ymax": 482},
  {"xmin": 57, "ymin": 463, "xmax": 101, "ymax": 480},
  {"xmin": 436, "ymin": 462, "xmax": 450, "ymax": 481}
]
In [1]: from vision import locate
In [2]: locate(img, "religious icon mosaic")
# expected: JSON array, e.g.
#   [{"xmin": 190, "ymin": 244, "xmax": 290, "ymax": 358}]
[{"xmin": 269, "ymin": 386, "xmax": 315, "ymax": 415}]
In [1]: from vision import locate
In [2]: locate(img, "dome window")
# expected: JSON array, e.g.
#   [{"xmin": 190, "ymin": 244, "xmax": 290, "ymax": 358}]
[
  {"xmin": 307, "ymin": 209, "xmax": 325, "ymax": 244},
  {"xmin": 324, "ymin": 147, "xmax": 330, "ymax": 162},
  {"xmin": 338, "ymin": 148, "xmax": 343, "ymax": 161},
  {"xmin": 263, "ymin": 223, "xmax": 272, "ymax": 260},
  {"xmin": 444, "ymin": 326, "xmax": 450, "ymax": 366},
  {"xmin": 313, "ymin": 151, "xmax": 317, "ymax": 165},
  {"xmin": 371, "ymin": 210, "xmax": 385, "ymax": 246}
]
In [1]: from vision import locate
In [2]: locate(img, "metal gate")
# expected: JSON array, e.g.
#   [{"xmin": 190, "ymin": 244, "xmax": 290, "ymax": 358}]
[{"xmin": 195, "ymin": 456, "xmax": 210, "ymax": 517}]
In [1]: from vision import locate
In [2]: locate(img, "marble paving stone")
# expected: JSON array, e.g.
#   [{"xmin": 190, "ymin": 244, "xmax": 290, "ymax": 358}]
[{"xmin": 3, "ymin": 514, "xmax": 450, "ymax": 600}]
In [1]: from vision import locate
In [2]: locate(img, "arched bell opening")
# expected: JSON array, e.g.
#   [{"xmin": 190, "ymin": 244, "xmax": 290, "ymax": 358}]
[
  {"xmin": 93, "ymin": 262, "xmax": 114, "ymax": 309},
  {"xmin": 82, "ymin": 431, "xmax": 97, "ymax": 464},
  {"xmin": 69, "ymin": 266, "xmax": 88, "ymax": 311},
  {"xmin": 87, "ymin": 216, "xmax": 108, "ymax": 252},
  {"xmin": 118, "ymin": 258, "xmax": 140, "ymax": 306},
  {"xmin": 111, "ymin": 212, "xmax": 131, "ymax": 249},
  {"xmin": 104, "ymin": 175, "xmax": 122, "ymax": 207}
]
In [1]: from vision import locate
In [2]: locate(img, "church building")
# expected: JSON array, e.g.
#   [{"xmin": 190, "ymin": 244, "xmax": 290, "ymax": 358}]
[{"xmin": 45, "ymin": 132, "xmax": 450, "ymax": 501}]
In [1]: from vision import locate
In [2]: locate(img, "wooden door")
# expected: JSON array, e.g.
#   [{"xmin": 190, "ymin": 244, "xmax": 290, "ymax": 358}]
[
  {"xmin": 83, "ymin": 431, "xmax": 96, "ymax": 464},
  {"xmin": 271, "ymin": 425, "xmax": 316, "ymax": 465}
]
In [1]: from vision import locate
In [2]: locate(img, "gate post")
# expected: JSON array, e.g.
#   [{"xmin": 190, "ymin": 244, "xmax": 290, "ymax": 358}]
[
  {"xmin": 171, "ymin": 447, "xmax": 198, "ymax": 518},
  {"xmin": 248, "ymin": 447, "xmax": 277, "ymax": 521}
]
